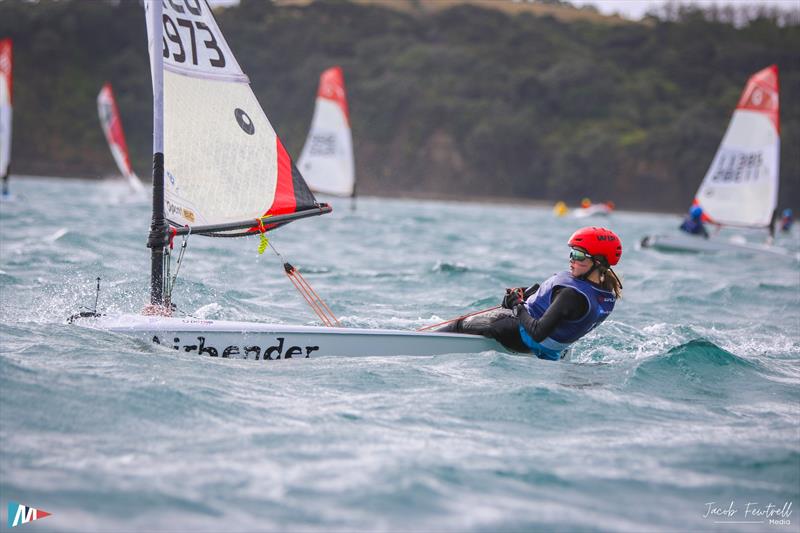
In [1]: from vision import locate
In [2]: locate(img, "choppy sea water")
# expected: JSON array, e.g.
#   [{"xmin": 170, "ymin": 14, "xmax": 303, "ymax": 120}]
[{"xmin": 1, "ymin": 176, "xmax": 798, "ymax": 532}]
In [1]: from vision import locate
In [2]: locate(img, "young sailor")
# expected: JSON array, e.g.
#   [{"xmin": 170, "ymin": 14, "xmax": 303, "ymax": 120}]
[
  {"xmin": 780, "ymin": 208, "xmax": 794, "ymax": 233},
  {"xmin": 679, "ymin": 205, "xmax": 710, "ymax": 238},
  {"xmin": 434, "ymin": 227, "xmax": 622, "ymax": 360}
]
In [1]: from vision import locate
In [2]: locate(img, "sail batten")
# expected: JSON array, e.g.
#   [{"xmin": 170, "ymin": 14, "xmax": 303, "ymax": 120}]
[
  {"xmin": 145, "ymin": 0, "xmax": 326, "ymax": 236},
  {"xmin": 694, "ymin": 65, "xmax": 780, "ymax": 228}
]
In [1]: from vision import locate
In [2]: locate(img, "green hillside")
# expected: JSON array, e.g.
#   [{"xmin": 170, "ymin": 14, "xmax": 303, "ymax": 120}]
[{"xmin": 1, "ymin": 0, "xmax": 797, "ymax": 212}]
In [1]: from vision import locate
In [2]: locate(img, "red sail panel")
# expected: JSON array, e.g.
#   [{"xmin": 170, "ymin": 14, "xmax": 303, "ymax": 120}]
[
  {"xmin": 265, "ymin": 138, "xmax": 297, "ymax": 217},
  {"xmin": 0, "ymin": 38, "xmax": 11, "ymax": 104},
  {"xmin": 98, "ymin": 83, "xmax": 134, "ymax": 176},
  {"xmin": 735, "ymin": 64, "xmax": 779, "ymax": 134},
  {"xmin": 248, "ymin": 138, "xmax": 321, "ymax": 233},
  {"xmin": 317, "ymin": 66, "xmax": 349, "ymax": 126}
]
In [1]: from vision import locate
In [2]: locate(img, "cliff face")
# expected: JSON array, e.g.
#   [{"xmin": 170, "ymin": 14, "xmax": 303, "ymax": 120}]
[{"xmin": 1, "ymin": 0, "xmax": 797, "ymax": 211}]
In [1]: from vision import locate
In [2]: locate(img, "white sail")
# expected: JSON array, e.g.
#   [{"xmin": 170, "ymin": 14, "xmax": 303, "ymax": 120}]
[
  {"xmin": 145, "ymin": 0, "xmax": 318, "ymax": 230},
  {"xmin": 0, "ymin": 38, "xmax": 12, "ymax": 185},
  {"xmin": 97, "ymin": 83, "xmax": 145, "ymax": 192},
  {"xmin": 298, "ymin": 66, "xmax": 355, "ymax": 197},
  {"xmin": 694, "ymin": 65, "xmax": 780, "ymax": 228}
]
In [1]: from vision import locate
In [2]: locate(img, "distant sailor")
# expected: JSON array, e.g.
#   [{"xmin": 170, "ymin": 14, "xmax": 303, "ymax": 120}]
[
  {"xmin": 679, "ymin": 205, "xmax": 710, "ymax": 238},
  {"xmin": 434, "ymin": 227, "xmax": 623, "ymax": 360},
  {"xmin": 780, "ymin": 208, "xmax": 794, "ymax": 232}
]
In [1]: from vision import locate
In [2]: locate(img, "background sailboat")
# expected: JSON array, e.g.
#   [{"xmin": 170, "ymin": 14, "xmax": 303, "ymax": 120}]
[
  {"xmin": 97, "ymin": 82, "xmax": 145, "ymax": 193},
  {"xmin": 641, "ymin": 65, "xmax": 791, "ymax": 257},
  {"xmin": 0, "ymin": 38, "xmax": 12, "ymax": 199},
  {"xmin": 72, "ymin": 0, "xmax": 504, "ymax": 358},
  {"xmin": 297, "ymin": 66, "xmax": 356, "ymax": 203}
]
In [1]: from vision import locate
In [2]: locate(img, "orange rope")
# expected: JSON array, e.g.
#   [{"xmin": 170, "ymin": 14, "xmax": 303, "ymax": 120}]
[
  {"xmin": 417, "ymin": 305, "xmax": 501, "ymax": 332},
  {"xmin": 284, "ymin": 263, "xmax": 341, "ymax": 327},
  {"xmin": 285, "ymin": 273, "xmax": 331, "ymax": 326}
]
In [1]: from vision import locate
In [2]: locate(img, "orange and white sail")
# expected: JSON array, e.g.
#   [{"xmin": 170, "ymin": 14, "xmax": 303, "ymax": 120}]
[
  {"xmin": 97, "ymin": 83, "xmax": 144, "ymax": 192},
  {"xmin": 298, "ymin": 66, "xmax": 355, "ymax": 197},
  {"xmin": 0, "ymin": 38, "xmax": 12, "ymax": 184},
  {"xmin": 144, "ymin": 0, "xmax": 323, "ymax": 234},
  {"xmin": 694, "ymin": 65, "xmax": 780, "ymax": 228}
]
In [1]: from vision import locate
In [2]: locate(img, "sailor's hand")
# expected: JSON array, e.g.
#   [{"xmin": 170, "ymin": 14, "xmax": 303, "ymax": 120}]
[
  {"xmin": 502, "ymin": 288, "xmax": 524, "ymax": 309},
  {"xmin": 522, "ymin": 284, "xmax": 540, "ymax": 299}
]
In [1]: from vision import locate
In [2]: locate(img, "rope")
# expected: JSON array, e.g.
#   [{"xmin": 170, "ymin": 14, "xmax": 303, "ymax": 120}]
[
  {"xmin": 416, "ymin": 305, "xmax": 501, "ymax": 332},
  {"xmin": 163, "ymin": 243, "xmax": 171, "ymax": 305},
  {"xmin": 262, "ymin": 235, "xmax": 341, "ymax": 327},
  {"xmin": 165, "ymin": 227, "xmax": 190, "ymax": 305},
  {"xmin": 283, "ymin": 262, "xmax": 341, "ymax": 327}
]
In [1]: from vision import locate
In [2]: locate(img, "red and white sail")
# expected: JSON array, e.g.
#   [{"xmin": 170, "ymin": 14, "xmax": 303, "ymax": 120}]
[
  {"xmin": 298, "ymin": 66, "xmax": 355, "ymax": 197},
  {"xmin": 694, "ymin": 65, "xmax": 780, "ymax": 228},
  {"xmin": 144, "ymin": 0, "xmax": 321, "ymax": 233},
  {"xmin": 97, "ymin": 83, "xmax": 144, "ymax": 192},
  {"xmin": 0, "ymin": 38, "xmax": 12, "ymax": 183}
]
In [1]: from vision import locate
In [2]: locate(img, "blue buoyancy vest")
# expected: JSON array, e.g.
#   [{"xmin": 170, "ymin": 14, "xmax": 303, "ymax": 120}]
[
  {"xmin": 680, "ymin": 217, "xmax": 705, "ymax": 235},
  {"xmin": 518, "ymin": 271, "xmax": 616, "ymax": 360}
]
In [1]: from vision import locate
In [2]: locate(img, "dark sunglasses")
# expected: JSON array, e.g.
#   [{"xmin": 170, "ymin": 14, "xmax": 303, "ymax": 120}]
[{"xmin": 569, "ymin": 248, "xmax": 593, "ymax": 262}]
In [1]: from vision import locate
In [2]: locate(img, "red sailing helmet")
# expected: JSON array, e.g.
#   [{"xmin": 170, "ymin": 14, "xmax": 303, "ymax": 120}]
[{"xmin": 568, "ymin": 227, "xmax": 622, "ymax": 266}]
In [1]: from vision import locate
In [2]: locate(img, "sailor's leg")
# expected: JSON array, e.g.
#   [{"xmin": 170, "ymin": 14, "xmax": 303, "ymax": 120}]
[
  {"xmin": 431, "ymin": 309, "xmax": 509, "ymax": 334},
  {"xmin": 430, "ymin": 320, "xmax": 461, "ymax": 333},
  {"xmin": 476, "ymin": 311, "xmax": 531, "ymax": 353},
  {"xmin": 436, "ymin": 309, "xmax": 530, "ymax": 353}
]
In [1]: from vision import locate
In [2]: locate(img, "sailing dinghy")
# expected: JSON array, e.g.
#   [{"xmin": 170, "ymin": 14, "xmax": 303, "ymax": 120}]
[
  {"xmin": 297, "ymin": 66, "xmax": 356, "ymax": 203},
  {"xmin": 0, "ymin": 38, "xmax": 12, "ymax": 200},
  {"xmin": 97, "ymin": 82, "xmax": 145, "ymax": 193},
  {"xmin": 573, "ymin": 203, "xmax": 612, "ymax": 219},
  {"xmin": 71, "ymin": 0, "xmax": 505, "ymax": 359},
  {"xmin": 641, "ymin": 65, "xmax": 792, "ymax": 258}
]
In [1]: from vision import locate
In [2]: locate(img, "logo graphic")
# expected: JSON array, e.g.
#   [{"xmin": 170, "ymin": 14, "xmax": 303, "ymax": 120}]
[
  {"xmin": 7, "ymin": 502, "xmax": 52, "ymax": 528},
  {"xmin": 234, "ymin": 108, "xmax": 255, "ymax": 135}
]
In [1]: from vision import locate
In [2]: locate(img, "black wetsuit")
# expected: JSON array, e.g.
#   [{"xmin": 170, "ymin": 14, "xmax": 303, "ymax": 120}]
[{"xmin": 435, "ymin": 286, "xmax": 589, "ymax": 355}]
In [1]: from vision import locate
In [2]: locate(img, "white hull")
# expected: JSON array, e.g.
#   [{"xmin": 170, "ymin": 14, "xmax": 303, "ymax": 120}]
[
  {"xmin": 74, "ymin": 314, "xmax": 509, "ymax": 359},
  {"xmin": 641, "ymin": 233, "xmax": 794, "ymax": 258},
  {"xmin": 573, "ymin": 205, "xmax": 611, "ymax": 218}
]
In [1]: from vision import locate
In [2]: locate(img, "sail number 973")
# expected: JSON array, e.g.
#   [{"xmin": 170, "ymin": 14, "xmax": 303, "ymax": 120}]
[{"xmin": 161, "ymin": 14, "xmax": 226, "ymax": 69}]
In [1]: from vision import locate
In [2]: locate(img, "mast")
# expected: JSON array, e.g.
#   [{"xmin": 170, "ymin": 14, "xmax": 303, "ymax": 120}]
[{"xmin": 146, "ymin": 0, "xmax": 168, "ymax": 307}]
